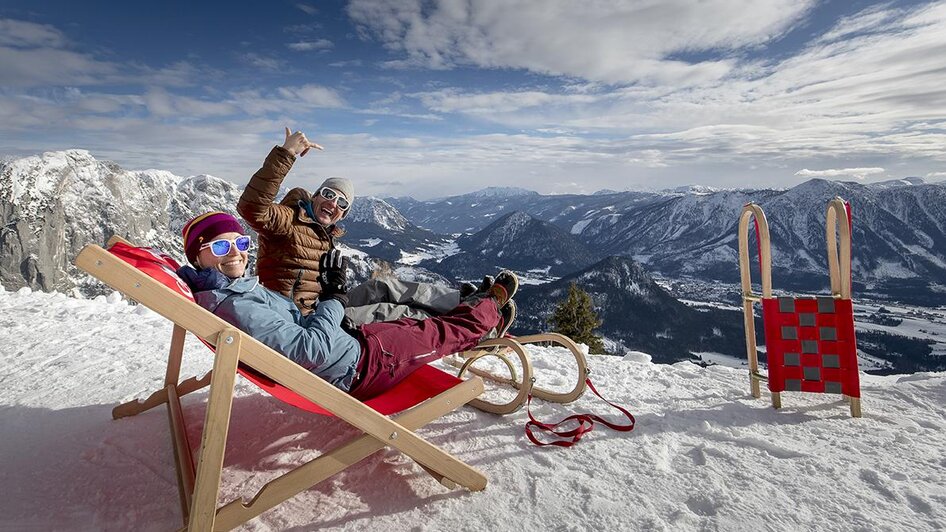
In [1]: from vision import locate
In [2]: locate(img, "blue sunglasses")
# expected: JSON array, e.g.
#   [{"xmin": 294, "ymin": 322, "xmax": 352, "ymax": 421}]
[{"xmin": 199, "ymin": 235, "xmax": 251, "ymax": 256}]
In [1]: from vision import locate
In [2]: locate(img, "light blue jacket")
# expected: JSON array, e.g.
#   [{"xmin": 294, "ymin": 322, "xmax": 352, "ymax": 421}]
[{"xmin": 193, "ymin": 276, "xmax": 362, "ymax": 392}]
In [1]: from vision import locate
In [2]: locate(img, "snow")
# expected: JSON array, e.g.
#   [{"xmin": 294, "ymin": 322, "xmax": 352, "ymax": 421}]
[
  {"xmin": 398, "ymin": 238, "xmax": 463, "ymax": 266},
  {"xmin": 514, "ymin": 266, "xmax": 557, "ymax": 286},
  {"xmin": 2, "ymin": 286, "xmax": 946, "ymax": 531},
  {"xmin": 570, "ymin": 218, "xmax": 593, "ymax": 235}
]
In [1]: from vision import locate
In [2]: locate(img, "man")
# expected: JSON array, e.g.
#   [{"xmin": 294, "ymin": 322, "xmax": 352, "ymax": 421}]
[
  {"xmin": 237, "ymin": 129, "xmax": 509, "ymax": 328},
  {"xmin": 237, "ymin": 128, "xmax": 339, "ymax": 314},
  {"xmin": 177, "ymin": 211, "xmax": 517, "ymax": 399}
]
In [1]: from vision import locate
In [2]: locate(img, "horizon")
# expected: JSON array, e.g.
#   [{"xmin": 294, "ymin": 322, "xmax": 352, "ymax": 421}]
[
  {"xmin": 1, "ymin": 1, "xmax": 946, "ymax": 199},
  {"xmin": 10, "ymin": 147, "xmax": 938, "ymax": 202}
]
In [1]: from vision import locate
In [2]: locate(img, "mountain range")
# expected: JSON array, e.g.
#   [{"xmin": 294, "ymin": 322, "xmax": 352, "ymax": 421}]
[
  {"xmin": 387, "ymin": 178, "xmax": 946, "ymax": 305},
  {"xmin": 3, "ymin": 149, "xmax": 944, "ymax": 371}
]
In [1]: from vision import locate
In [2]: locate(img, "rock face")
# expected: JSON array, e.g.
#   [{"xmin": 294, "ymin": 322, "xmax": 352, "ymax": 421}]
[{"xmin": 0, "ymin": 150, "xmax": 243, "ymax": 293}]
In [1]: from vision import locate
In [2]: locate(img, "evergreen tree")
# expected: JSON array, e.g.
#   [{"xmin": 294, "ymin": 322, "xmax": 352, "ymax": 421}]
[{"xmin": 549, "ymin": 282, "xmax": 605, "ymax": 354}]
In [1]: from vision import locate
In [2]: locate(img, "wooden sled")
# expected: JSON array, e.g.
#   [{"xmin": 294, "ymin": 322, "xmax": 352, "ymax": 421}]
[
  {"xmin": 75, "ymin": 237, "xmax": 489, "ymax": 531},
  {"xmin": 738, "ymin": 198, "xmax": 862, "ymax": 418},
  {"xmin": 446, "ymin": 332, "xmax": 589, "ymax": 415}
]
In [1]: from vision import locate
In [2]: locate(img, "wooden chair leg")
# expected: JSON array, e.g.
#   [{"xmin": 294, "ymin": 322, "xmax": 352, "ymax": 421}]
[
  {"xmin": 771, "ymin": 392, "xmax": 781, "ymax": 409},
  {"xmin": 165, "ymin": 324, "xmax": 188, "ymax": 386},
  {"xmin": 112, "ymin": 372, "xmax": 212, "ymax": 420},
  {"xmin": 850, "ymin": 397, "xmax": 862, "ymax": 418},
  {"xmin": 188, "ymin": 329, "xmax": 242, "ymax": 531}
]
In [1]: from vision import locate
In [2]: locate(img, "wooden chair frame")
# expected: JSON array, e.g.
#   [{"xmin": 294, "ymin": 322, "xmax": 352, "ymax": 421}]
[
  {"xmin": 738, "ymin": 198, "xmax": 862, "ymax": 417},
  {"xmin": 75, "ymin": 238, "xmax": 487, "ymax": 531}
]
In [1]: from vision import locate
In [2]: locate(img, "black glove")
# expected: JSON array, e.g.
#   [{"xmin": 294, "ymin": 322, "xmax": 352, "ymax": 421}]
[{"xmin": 318, "ymin": 249, "xmax": 349, "ymax": 305}]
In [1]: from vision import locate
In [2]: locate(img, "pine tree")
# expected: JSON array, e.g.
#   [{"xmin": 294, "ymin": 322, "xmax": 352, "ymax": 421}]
[{"xmin": 549, "ymin": 282, "xmax": 605, "ymax": 354}]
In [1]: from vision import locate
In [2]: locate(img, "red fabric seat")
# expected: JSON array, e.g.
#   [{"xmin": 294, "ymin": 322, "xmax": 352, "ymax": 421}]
[{"xmin": 107, "ymin": 242, "xmax": 460, "ymax": 416}]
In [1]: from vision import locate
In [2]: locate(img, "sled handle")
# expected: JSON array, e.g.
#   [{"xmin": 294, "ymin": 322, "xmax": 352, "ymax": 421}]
[
  {"xmin": 825, "ymin": 197, "xmax": 853, "ymax": 299},
  {"xmin": 738, "ymin": 203, "xmax": 773, "ymax": 299}
]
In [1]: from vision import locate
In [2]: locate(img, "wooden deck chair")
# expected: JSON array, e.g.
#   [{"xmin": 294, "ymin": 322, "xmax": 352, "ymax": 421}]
[{"xmin": 74, "ymin": 237, "xmax": 488, "ymax": 531}]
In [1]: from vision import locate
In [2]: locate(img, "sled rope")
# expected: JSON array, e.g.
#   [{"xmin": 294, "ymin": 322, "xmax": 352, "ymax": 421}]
[{"xmin": 524, "ymin": 378, "xmax": 635, "ymax": 447}]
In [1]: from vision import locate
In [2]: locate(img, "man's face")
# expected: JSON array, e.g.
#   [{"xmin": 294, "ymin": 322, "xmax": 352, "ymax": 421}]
[
  {"xmin": 312, "ymin": 187, "xmax": 347, "ymax": 226},
  {"xmin": 196, "ymin": 231, "xmax": 249, "ymax": 279}
]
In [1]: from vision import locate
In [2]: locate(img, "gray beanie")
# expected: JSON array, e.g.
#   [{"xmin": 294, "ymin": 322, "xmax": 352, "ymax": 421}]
[{"xmin": 318, "ymin": 177, "xmax": 355, "ymax": 218}]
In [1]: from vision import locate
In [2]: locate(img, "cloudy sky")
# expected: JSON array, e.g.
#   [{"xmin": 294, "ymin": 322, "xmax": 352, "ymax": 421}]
[{"xmin": 1, "ymin": 0, "xmax": 945, "ymax": 198}]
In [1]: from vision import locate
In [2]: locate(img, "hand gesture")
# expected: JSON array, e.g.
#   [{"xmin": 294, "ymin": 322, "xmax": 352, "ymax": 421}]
[
  {"xmin": 318, "ymin": 249, "xmax": 349, "ymax": 302},
  {"xmin": 281, "ymin": 127, "xmax": 324, "ymax": 157}
]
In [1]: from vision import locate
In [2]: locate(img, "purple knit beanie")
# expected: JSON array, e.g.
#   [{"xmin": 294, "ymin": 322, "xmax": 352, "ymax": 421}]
[{"xmin": 181, "ymin": 211, "xmax": 245, "ymax": 265}]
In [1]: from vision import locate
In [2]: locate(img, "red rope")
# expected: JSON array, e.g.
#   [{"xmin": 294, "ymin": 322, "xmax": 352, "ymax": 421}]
[{"xmin": 524, "ymin": 379, "xmax": 636, "ymax": 447}]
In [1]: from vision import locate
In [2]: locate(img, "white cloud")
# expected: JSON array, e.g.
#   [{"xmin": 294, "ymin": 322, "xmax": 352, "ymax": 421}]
[
  {"xmin": 276, "ymin": 84, "xmax": 346, "ymax": 108},
  {"xmin": 295, "ymin": 3, "xmax": 318, "ymax": 15},
  {"xmin": 414, "ymin": 89, "xmax": 599, "ymax": 114},
  {"xmin": 143, "ymin": 88, "xmax": 236, "ymax": 118},
  {"xmin": 390, "ymin": 2, "xmax": 946, "ymax": 173},
  {"xmin": 0, "ymin": 18, "xmax": 207, "ymax": 88},
  {"xmin": 0, "ymin": 45, "xmax": 120, "ymax": 87},
  {"xmin": 240, "ymin": 52, "xmax": 285, "ymax": 71},
  {"xmin": 795, "ymin": 167, "xmax": 886, "ymax": 180},
  {"xmin": 0, "ymin": 18, "xmax": 66, "ymax": 48},
  {"xmin": 348, "ymin": 0, "xmax": 815, "ymax": 85},
  {"xmin": 287, "ymin": 39, "xmax": 333, "ymax": 51}
]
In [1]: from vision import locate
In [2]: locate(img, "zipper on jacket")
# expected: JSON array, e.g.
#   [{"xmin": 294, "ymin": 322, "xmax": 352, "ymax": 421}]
[{"xmin": 289, "ymin": 268, "xmax": 304, "ymax": 306}]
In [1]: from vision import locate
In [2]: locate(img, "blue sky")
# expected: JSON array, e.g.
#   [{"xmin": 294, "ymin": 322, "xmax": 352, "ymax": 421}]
[{"xmin": 1, "ymin": 0, "xmax": 945, "ymax": 198}]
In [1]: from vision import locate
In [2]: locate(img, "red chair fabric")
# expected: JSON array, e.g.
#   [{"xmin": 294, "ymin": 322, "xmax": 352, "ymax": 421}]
[{"xmin": 107, "ymin": 242, "xmax": 461, "ymax": 416}]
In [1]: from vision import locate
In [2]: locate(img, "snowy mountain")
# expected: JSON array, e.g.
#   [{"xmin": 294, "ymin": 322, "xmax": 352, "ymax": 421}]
[
  {"xmin": 0, "ymin": 151, "xmax": 429, "ymax": 294},
  {"xmin": 423, "ymin": 211, "xmax": 601, "ymax": 279},
  {"xmin": 387, "ymin": 189, "xmax": 664, "ymax": 234},
  {"xmin": 514, "ymin": 256, "xmax": 747, "ymax": 362},
  {"xmin": 0, "ymin": 150, "xmax": 245, "ymax": 294},
  {"xmin": 342, "ymin": 196, "xmax": 454, "ymax": 264},
  {"xmin": 4, "ymin": 285, "xmax": 945, "ymax": 530},
  {"xmin": 450, "ymin": 186, "xmax": 539, "ymax": 199},
  {"xmin": 390, "ymin": 179, "xmax": 946, "ymax": 305}
]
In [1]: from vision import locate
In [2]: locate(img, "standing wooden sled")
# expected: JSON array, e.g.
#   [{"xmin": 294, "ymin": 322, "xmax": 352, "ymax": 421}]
[
  {"xmin": 75, "ymin": 237, "xmax": 491, "ymax": 531},
  {"xmin": 738, "ymin": 198, "xmax": 863, "ymax": 418}
]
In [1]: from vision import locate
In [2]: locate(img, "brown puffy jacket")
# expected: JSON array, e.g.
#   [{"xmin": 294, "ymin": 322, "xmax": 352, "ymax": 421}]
[{"xmin": 237, "ymin": 146, "xmax": 343, "ymax": 314}]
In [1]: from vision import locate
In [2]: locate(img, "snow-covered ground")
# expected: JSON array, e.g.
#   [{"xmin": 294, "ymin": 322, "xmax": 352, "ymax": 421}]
[
  {"xmin": 2, "ymin": 285, "xmax": 945, "ymax": 531},
  {"xmin": 398, "ymin": 239, "xmax": 461, "ymax": 266}
]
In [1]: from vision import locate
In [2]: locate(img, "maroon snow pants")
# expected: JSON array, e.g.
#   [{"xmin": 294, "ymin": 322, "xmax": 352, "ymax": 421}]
[{"xmin": 349, "ymin": 297, "xmax": 500, "ymax": 400}]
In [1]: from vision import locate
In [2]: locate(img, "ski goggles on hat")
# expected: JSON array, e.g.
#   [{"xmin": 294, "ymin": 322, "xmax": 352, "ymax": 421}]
[
  {"xmin": 199, "ymin": 235, "xmax": 251, "ymax": 256},
  {"xmin": 318, "ymin": 187, "xmax": 350, "ymax": 211}
]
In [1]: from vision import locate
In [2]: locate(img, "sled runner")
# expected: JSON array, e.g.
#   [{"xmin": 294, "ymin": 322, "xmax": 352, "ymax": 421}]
[
  {"xmin": 447, "ymin": 333, "xmax": 589, "ymax": 415},
  {"xmin": 75, "ymin": 237, "xmax": 489, "ymax": 531},
  {"xmin": 738, "ymin": 198, "xmax": 862, "ymax": 417}
]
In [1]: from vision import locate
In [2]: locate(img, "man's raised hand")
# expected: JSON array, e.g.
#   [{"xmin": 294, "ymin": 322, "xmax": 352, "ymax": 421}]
[{"xmin": 281, "ymin": 127, "xmax": 324, "ymax": 157}]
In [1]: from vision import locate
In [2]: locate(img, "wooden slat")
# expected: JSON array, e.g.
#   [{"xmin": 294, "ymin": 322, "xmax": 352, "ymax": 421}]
[
  {"xmin": 189, "ymin": 329, "xmax": 241, "ymax": 531},
  {"xmin": 167, "ymin": 384, "xmax": 196, "ymax": 520},
  {"xmin": 165, "ymin": 325, "xmax": 188, "ymax": 387},
  {"xmin": 112, "ymin": 372, "xmax": 212, "ymax": 420}
]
